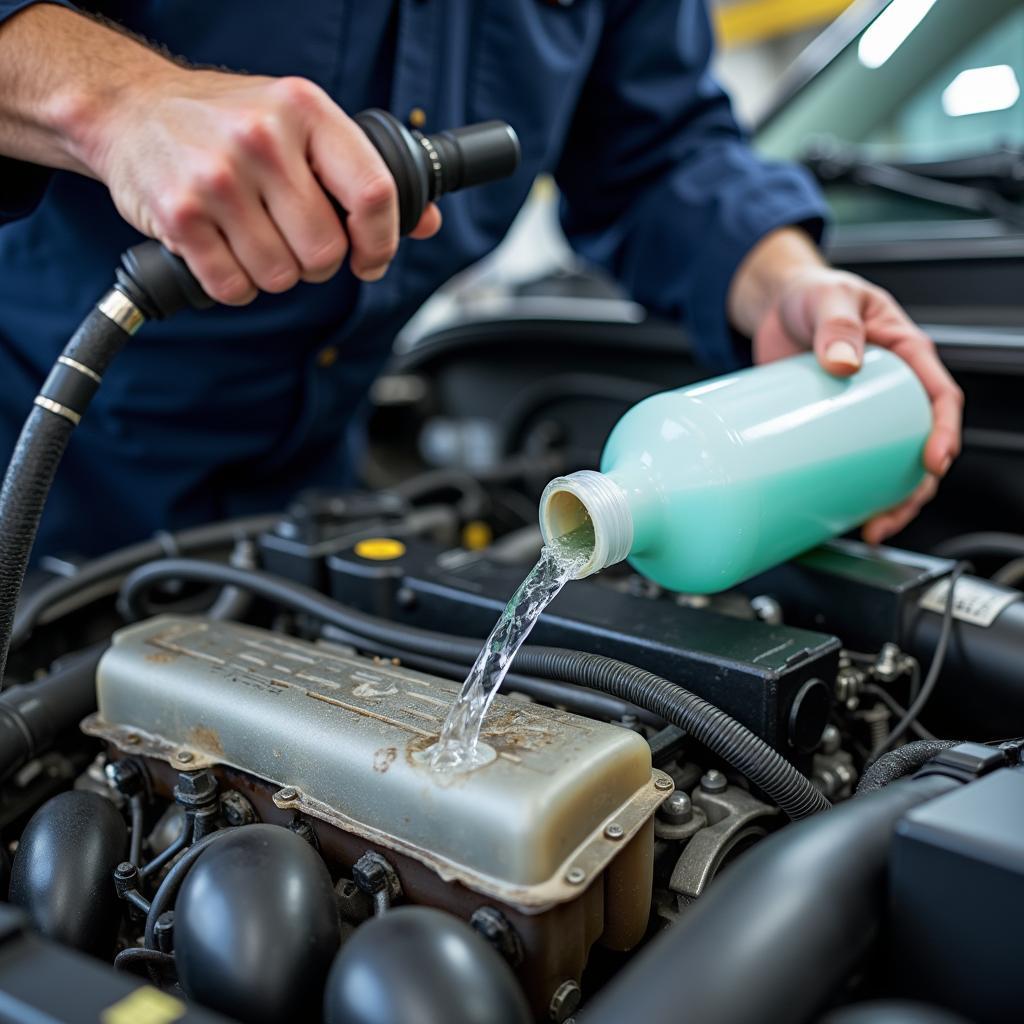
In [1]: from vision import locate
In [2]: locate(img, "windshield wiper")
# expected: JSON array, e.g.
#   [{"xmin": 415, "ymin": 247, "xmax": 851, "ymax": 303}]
[{"xmin": 802, "ymin": 140, "xmax": 1024, "ymax": 231}]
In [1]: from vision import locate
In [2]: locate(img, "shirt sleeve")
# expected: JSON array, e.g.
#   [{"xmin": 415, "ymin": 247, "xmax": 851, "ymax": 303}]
[
  {"xmin": 555, "ymin": 0, "xmax": 828, "ymax": 369},
  {"xmin": 0, "ymin": 0, "xmax": 79, "ymax": 226}
]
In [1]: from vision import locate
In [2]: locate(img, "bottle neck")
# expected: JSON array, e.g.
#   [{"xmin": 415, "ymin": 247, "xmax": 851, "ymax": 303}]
[{"xmin": 539, "ymin": 470, "xmax": 634, "ymax": 578}]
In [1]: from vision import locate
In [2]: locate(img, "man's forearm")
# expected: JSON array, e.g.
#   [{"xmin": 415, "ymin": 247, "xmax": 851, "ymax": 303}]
[
  {"xmin": 0, "ymin": 3, "xmax": 175, "ymax": 177},
  {"xmin": 726, "ymin": 226, "xmax": 827, "ymax": 339}
]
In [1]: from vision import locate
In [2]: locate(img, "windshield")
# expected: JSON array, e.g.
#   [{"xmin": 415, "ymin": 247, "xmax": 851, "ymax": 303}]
[{"xmin": 758, "ymin": 0, "xmax": 1024, "ymax": 225}]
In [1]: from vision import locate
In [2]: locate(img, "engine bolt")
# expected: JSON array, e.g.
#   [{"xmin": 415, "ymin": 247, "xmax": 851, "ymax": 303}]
[
  {"xmin": 659, "ymin": 791, "xmax": 693, "ymax": 825},
  {"xmin": 470, "ymin": 906, "xmax": 524, "ymax": 968},
  {"xmin": 604, "ymin": 823, "xmax": 624, "ymax": 840},
  {"xmin": 549, "ymin": 980, "xmax": 582, "ymax": 1023},
  {"xmin": 700, "ymin": 769, "xmax": 727, "ymax": 793},
  {"xmin": 175, "ymin": 751, "xmax": 193, "ymax": 764},
  {"xmin": 565, "ymin": 867, "xmax": 586, "ymax": 885},
  {"xmin": 277, "ymin": 786, "xmax": 298, "ymax": 801},
  {"xmin": 654, "ymin": 776, "xmax": 674, "ymax": 791},
  {"xmin": 221, "ymin": 790, "xmax": 257, "ymax": 827}
]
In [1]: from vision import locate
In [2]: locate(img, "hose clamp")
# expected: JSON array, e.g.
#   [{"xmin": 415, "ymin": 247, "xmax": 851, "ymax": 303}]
[
  {"xmin": 97, "ymin": 288, "xmax": 145, "ymax": 336},
  {"xmin": 33, "ymin": 396, "xmax": 81, "ymax": 426}
]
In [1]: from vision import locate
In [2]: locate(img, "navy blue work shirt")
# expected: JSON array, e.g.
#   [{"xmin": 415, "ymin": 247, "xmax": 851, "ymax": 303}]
[{"xmin": 0, "ymin": 0, "xmax": 827, "ymax": 558}]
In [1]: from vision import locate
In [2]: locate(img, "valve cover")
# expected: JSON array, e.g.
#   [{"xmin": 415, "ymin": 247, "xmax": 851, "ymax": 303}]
[{"xmin": 87, "ymin": 616, "xmax": 667, "ymax": 911}]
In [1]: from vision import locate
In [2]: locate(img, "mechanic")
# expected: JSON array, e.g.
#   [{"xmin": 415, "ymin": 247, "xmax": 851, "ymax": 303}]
[{"xmin": 0, "ymin": 0, "xmax": 962, "ymax": 560}]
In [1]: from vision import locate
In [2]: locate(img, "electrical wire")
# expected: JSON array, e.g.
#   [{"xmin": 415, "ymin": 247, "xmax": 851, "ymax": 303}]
[
  {"xmin": 869, "ymin": 564, "xmax": 965, "ymax": 760},
  {"xmin": 860, "ymin": 683, "xmax": 936, "ymax": 742},
  {"xmin": 144, "ymin": 827, "xmax": 238, "ymax": 949}
]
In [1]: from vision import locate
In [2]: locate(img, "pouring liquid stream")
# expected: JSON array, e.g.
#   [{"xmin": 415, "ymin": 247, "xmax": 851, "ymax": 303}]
[{"xmin": 428, "ymin": 522, "xmax": 594, "ymax": 772}]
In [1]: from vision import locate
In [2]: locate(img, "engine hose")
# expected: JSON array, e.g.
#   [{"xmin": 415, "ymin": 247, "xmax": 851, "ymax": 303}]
[
  {"xmin": 856, "ymin": 739, "xmax": 962, "ymax": 795},
  {"xmin": 0, "ymin": 642, "xmax": 106, "ymax": 784},
  {"xmin": 119, "ymin": 558, "xmax": 829, "ymax": 819},
  {"xmin": 0, "ymin": 298, "xmax": 139, "ymax": 684},
  {"xmin": 12, "ymin": 513, "xmax": 280, "ymax": 650},
  {"xmin": 583, "ymin": 773, "xmax": 960, "ymax": 1024},
  {"xmin": 143, "ymin": 826, "xmax": 238, "ymax": 950},
  {"xmin": 513, "ymin": 647, "xmax": 830, "ymax": 819}
]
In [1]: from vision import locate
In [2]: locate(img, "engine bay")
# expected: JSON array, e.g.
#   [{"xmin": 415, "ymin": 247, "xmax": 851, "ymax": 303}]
[{"xmin": 0, "ymin": 477, "xmax": 1020, "ymax": 1024}]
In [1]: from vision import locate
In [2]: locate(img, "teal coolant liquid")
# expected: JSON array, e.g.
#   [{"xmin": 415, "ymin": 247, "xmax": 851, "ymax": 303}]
[{"xmin": 540, "ymin": 346, "xmax": 931, "ymax": 593}]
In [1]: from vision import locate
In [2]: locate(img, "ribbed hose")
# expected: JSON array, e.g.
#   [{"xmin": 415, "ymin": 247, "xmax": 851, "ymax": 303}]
[
  {"xmin": 0, "ymin": 304, "xmax": 134, "ymax": 685},
  {"xmin": 856, "ymin": 739, "xmax": 962, "ymax": 795},
  {"xmin": 0, "ymin": 407, "xmax": 76, "ymax": 685},
  {"xmin": 120, "ymin": 558, "xmax": 829, "ymax": 820},
  {"xmin": 512, "ymin": 647, "xmax": 830, "ymax": 820}
]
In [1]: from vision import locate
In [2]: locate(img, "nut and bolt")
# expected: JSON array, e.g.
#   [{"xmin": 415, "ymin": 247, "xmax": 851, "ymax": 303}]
[
  {"xmin": 175, "ymin": 751, "xmax": 193, "ymax": 764},
  {"xmin": 470, "ymin": 906, "xmax": 524, "ymax": 968},
  {"xmin": 565, "ymin": 867, "xmax": 586, "ymax": 885},
  {"xmin": 549, "ymin": 980, "xmax": 582, "ymax": 1023},
  {"xmin": 104, "ymin": 759, "xmax": 144, "ymax": 797},
  {"xmin": 820, "ymin": 724, "xmax": 842, "ymax": 755},
  {"xmin": 654, "ymin": 776, "xmax": 674, "ymax": 791},
  {"xmin": 173, "ymin": 768, "xmax": 218, "ymax": 808},
  {"xmin": 873, "ymin": 642, "xmax": 905, "ymax": 683},
  {"xmin": 123, "ymin": 733, "xmax": 140, "ymax": 746},
  {"xmin": 277, "ymin": 786, "xmax": 298, "ymax": 802},
  {"xmin": 220, "ymin": 790, "xmax": 257, "ymax": 827},
  {"xmin": 750, "ymin": 594, "xmax": 783, "ymax": 625},
  {"xmin": 659, "ymin": 791, "xmax": 693, "ymax": 825},
  {"xmin": 603, "ymin": 823, "xmax": 624, "ymax": 840},
  {"xmin": 700, "ymin": 769, "xmax": 728, "ymax": 794},
  {"xmin": 154, "ymin": 911, "xmax": 175, "ymax": 954}
]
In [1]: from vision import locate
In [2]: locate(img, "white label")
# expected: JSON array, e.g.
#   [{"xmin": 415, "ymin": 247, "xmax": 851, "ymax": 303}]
[{"xmin": 919, "ymin": 576, "xmax": 1020, "ymax": 627}]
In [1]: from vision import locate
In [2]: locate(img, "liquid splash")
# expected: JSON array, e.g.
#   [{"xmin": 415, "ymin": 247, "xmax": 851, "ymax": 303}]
[{"xmin": 428, "ymin": 522, "xmax": 593, "ymax": 772}]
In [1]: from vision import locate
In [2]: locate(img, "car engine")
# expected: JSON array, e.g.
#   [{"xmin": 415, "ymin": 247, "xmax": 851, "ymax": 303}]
[{"xmin": 0, "ymin": 471, "xmax": 1022, "ymax": 1024}]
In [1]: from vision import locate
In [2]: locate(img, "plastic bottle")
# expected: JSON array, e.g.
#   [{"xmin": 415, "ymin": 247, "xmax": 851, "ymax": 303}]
[{"xmin": 539, "ymin": 347, "xmax": 931, "ymax": 593}]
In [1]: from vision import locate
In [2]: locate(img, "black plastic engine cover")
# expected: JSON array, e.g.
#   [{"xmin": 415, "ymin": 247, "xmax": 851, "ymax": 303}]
[
  {"xmin": 888, "ymin": 767, "xmax": 1024, "ymax": 1023},
  {"xmin": 324, "ymin": 538, "xmax": 840, "ymax": 755}
]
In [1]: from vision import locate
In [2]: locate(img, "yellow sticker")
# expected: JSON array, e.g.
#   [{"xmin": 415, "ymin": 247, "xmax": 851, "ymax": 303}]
[
  {"xmin": 101, "ymin": 987, "xmax": 186, "ymax": 1024},
  {"xmin": 354, "ymin": 537, "xmax": 407, "ymax": 561}
]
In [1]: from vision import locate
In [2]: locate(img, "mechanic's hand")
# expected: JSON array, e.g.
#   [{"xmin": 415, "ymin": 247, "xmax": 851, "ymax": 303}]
[
  {"xmin": 86, "ymin": 68, "xmax": 441, "ymax": 304},
  {"xmin": 753, "ymin": 267, "xmax": 963, "ymax": 545}
]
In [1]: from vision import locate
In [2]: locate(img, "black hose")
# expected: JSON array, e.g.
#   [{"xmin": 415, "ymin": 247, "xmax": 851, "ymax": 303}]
[
  {"xmin": 933, "ymin": 531, "xmax": 1024, "ymax": 561},
  {"xmin": 144, "ymin": 827, "xmax": 237, "ymax": 949},
  {"xmin": 120, "ymin": 559, "xmax": 828, "ymax": 819},
  {"xmin": 0, "ymin": 642, "xmax": 105, "ymax": 783},
  {"xmin": 856, "ymin": 739, "xmax": 962, "ymax": 795},
  {"xmin": 516, "ymin": 646, "xmax": 829, "ymax": 820},
  {"xmin": 583, "ymin": 773, "xmax": 960, "ymax": 1024},
  {"xmin": 0, "ymin": 306, "xmax": 138, "ymax": 685},
  {"xmin": 11, "ymin": 512, "xmax": 279, "ymax": 649},
  {"xmin": 113, "ymin": 947, "xmax": 176, "ymax": 977},
  {"xmin": 129, "ymin": 794, "xmax": 145, "ymax": 868}
]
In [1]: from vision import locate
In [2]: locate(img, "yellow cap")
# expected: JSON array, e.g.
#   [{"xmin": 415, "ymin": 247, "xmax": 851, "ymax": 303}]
[{"xmin": 354, "ymin": 538, "xmax": 407, "ymax": 561}]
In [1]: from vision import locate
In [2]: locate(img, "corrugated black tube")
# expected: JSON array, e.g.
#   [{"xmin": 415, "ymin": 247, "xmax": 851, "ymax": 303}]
[
  {"xmin": 512, "ymin": 646, "xmax": 830, "ymax": 819},
  {"xmin": 120, "ymin": 558, "xmax": 829, "ymax": 819}
]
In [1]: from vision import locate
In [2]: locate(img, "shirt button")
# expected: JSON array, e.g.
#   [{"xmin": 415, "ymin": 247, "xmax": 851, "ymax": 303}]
[
  {"xmin": 408, "ymin": 107, "xmax": 427, "ymax": 129},
  {"xmin": 317, "ymin": 346, "xmax": 339, "ymax": 368}
]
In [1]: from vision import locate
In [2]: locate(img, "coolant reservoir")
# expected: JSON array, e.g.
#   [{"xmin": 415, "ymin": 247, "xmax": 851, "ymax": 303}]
[{"xmin": 540, "ymin": 347, "xmax": 931, "ymax": 593}]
